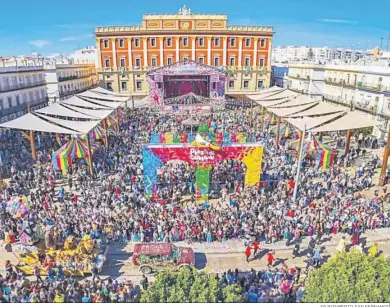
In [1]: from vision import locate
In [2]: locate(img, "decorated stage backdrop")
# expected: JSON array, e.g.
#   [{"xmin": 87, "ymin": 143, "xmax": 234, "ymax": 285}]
[{"xmin": 142, "ymin": 143, "xmax": 263, "ymax": 201}]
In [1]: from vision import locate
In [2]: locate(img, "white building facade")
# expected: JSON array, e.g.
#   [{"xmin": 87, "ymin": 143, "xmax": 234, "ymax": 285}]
[
  {"xmin": 271, "ymin": 65, "xmax": 289, "ymax": 87},
  {"xmin": 69, "ymin": 47, "xmax": 97, "ymax": 65},
  {"xmin": 286, "ymin": 64, "xmax": 325, "ymax": 96},
  {"xmin": 45, "ymin": 64, "xmax": 98, "ymax": 102},
  {"xmin": 0, "ymin": 66, "xmax": 48, "ymax": 123}
]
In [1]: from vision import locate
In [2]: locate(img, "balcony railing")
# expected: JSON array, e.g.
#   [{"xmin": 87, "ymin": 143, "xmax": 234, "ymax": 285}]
[
  {"xmin": 356, "ymin": 82, "xmax": 383, "ymax": 92},
  {"xmin": 288, "ymin": 74, "xmax": 310, "ymax": 81},
  {"xmin": 325, "ymin": 79, "xmax": 356, "ymax": 88},
  {"xmin": 0, "ymin": 80, "xmax": 46, "ymax": 93},
  {"xmin": 59, "ymin": 83, "xmax": 99, "ymax": 98},
  {"xmin": 58, "ymin": 73, "xmax": 94, "ymax": 82},
  {"xmin": 0, "ymin": 97, "xmax": 48, "ymax": 117}
]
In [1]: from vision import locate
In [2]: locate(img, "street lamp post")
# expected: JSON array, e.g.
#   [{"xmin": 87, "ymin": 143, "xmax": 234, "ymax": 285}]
[{"xmin": 292, "ymin": 125, "xmax": 307, "ymax": 202}]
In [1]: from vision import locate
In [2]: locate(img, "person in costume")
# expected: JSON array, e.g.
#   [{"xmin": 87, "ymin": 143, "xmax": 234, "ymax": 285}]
[{"xmin": 191, "ymin": 124, "xmax": 220, "ymax": 151}]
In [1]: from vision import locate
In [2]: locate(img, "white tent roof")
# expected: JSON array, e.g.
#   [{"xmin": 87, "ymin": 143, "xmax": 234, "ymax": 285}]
[
  {"xmin": 35, "ymin": 103, "xmax": 98, "ymax": 119},
  {"xmin": 287, "ymin": 101, "xmax": 347, "ymax": 117},
  {"xmin": 310, "ymin": 111, "xmax": 377, "ymax": 132},
  {"xmin": 255, "ymin": 89, "xmax": 298, "ymax": 106},
  {"xmin": 61, "ymin": 96, "xmax": 110, "ymax": 110},
  {"xmin": 35, "ymin": 113, "xmax": 100, "ymax": 134},
  {"xmin": 267, "ymin": 101, "xmax": 320, "ymax": 117},
  {"xmin": 132, "ymin": 96, "xmax": 151, "ymax": 108},
  {"xmin": 77, "ymin": 96, "xmax": 123, "ymax": 109},
  {"xmin": 246, "ymin": 86, "xmax": 283, "ymax": 100},
  {"xmin": 78, "ymin": 90, "xmax": 129, "ymax": 102},
  {"xmin": 285, "ymin": 112, "xmax": 346, "ymax": 131},
  {"xmin": 269, "ymin": 95, "xmax": 321, "ymax": 109},
  {"xmin": 91, "ymin": 87, "xmax": 130, "ymax": 97},
  {"xmin": 0, "ymin": 113, "xmax": 79, "ymax": 134},
  {"xmin": 62, "ymin": 104, "xmax": 113, "ymax": 119}
]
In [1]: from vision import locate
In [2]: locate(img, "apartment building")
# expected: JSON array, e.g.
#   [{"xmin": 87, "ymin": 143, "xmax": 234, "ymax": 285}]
[
  {"xmin": 0, "ymin": 66, "xmax": 48, "ymax": 123},
  {"xmin": 285, "ymin": 64, "xmax": 325, "ymax": 96}
]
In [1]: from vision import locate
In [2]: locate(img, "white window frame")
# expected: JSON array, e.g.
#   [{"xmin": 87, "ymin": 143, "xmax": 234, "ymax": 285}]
[
  {"xmin": 259, "ymin": 58, "xmax": 265, "ymax": 67},
  {"xmin": 167, "ymin": 56, "xmax": 173, "ymax": 65},
  {"xmin": 245, "ymin": 38, "xmax": 251, "ymax": 47},
  {"xmin": 151, "ymin": 57, "xmax": 157, "ymax": 67},
  {"xmin": 245, "ymin": 56, "xmax": 250, "ymax": 67},
  {"xmin": 120, "ymin": 57, "xmax": 126, "ymax": 68},
  {"xmin": 119, "ymin": 38, "xmax": 124, "ymax": 48},
  {"xmin": 260, "ymin": 39, "xmax": 265, "ymax": 48},
  {"xmin": 103, "ymin": 39, "xmax": 109, "ymax": 49},
  {"xmin": 121, "ymin": 81, "xmax": 127, "ymax": 91},
  {"xmin": 214, "ymin": 56, "xmax": 220, "ymax": 66},
  {"xmin": 258, "ymin": 80, "xmax": 264, "ymax": 88},
  {"xmin": 104, "ymin": 57, "xmax": 110, "ymax": 68},
  {"xmin": 183, "ymin": 37, "xmax": 188, "ymax": 47},
  {"xmin": 243, "ymin": 81, "xmax": 249, "ymax": 89},
  {"xmin": 230, "ymin": 57, "xmax": 235, "ymax": 66},
  {"xmin": 135, "ymin": 57, "xmax": 141, "ymax": 67},
  {"xmin": 199, "ymin": 37, "xmax": 204, "ymax": 47},
  {"xmin": 198, "ymin": 56, "xmax": 204, "ymax": 64},
  {"xmin": 136, "ymin": 81, "xmax": 142, "ymax": 91},
  {"xmin": 230, "ymin": 38, "xmax": 236, "ymax": 47},
  {"xmin": 214, "ymin": 38, "xmax": 220, "ymax": 47},
  {"xmin": 229, "ymin": 80, "xmax": 234, "ymax": 88},
  {"xmin": 134, "ymin": 38, "xmax": 140, "ymax": 48},
  {"xmin": 166, "ymin": 38, "xmax": 172, "ymax": 47},
  {"xmin": 150, "ymin": 38, "xmax": 156, "ymax": 47}
]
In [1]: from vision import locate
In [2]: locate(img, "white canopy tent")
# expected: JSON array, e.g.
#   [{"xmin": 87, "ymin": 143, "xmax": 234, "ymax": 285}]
[
  {"xmin": 91, "ymin": 87, "xmax": 130, "ymax": 97},
  {"xmin": 77, "ymin": 96, "xmax": 123, "ymax": 109},
  {"xmin": 285, "ymin": 113, "xmax": 346, "ymax": 131},
  {"xmin": 0, "ymin": 113, "xmax": 80, "ymax": 134},
  {"xmin": 246, "ymin": 86, "xmax": 284, "ymax": 100},
  {"xmin": 254, "ymin": 90, "xmax": 299, "ymax": 106},
  {"xmin": 35, "ymin": 113, "xmax": 101, "ymax": 135},
  {"xmin": 78, "ymin": 90, "xmax": 129, "ymax": 103},
  {"xmin": 310, "ymin": 111, "xmax": 377, "ymax": 132},
  {"xmin": 268, "ymin": 95, "xmax": 321, "ymax": 109},
  {"xmin": 61, "ymin": 96, "xmax": 111, "ymax": 110},
  {"xmin": 287, "ymin": 101, "xmax": 347, "ymax": 118},
  {"xmin": 63, "ymin": 104, "xmax": 114, "ymax": 119},
  {"xmin": 35, "ymin": 103, "xmax": 98, "ymax": 119},
  {"xmin": 267, "ymin": 101, "xmax": 320, "ymax": 117}
]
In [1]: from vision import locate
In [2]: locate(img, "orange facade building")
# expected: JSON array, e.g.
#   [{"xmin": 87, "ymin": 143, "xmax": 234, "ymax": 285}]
[{"xmin": 95, "ymin": 5, "xmax": 273, "ymax": 96}]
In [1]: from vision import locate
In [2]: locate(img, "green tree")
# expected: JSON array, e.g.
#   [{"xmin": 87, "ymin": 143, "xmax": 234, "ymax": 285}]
[
  {"xmin": 303, "ymin": 252, "xmax": 390, "ymax": 303},
  {"xmin": 140, "ymin": 268, "xmax": 243, "ymax": 303}
]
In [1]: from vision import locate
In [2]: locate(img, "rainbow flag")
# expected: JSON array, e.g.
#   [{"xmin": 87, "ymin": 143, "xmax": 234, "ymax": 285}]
[
  {"xmin": 52, "ymin": 138, "xmax": 93, "ymax": 175},
  {"xmin": 314, "ymin": 137, "xmax": 335, "ymax": 169}
]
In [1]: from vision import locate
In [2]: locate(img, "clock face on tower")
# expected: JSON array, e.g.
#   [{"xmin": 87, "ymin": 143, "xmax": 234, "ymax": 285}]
[{"xmin": 181, "ymin": 21, "xmax": 190, "ymax": 30}]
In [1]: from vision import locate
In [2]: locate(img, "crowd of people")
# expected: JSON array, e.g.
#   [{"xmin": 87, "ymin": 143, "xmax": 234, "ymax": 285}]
[{"xmin": 0, "ymin": 105, "xmax": 388, "ymax": 303}]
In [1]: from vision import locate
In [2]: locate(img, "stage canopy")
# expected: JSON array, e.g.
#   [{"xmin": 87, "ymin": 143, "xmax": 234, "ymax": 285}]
[
  {"xmin": 310, "ymin": 111, "xmax": 377, "ymax": 132},
  {"xmin": 35, "ymin": 113, "xmax": 100, "ymax": 135},
  {"xmin": 35, "ymin": 103, "xmax": 97, "ymax": 119},
  {"xmin": 287, "ymin": 101, "xmax": 347, "ymax": 117},
  {"xmin": 0, "ymin": 113, "xmax": 80, "ymax": 134},
  {"xmin": 78, "ymin": 90, "xmax": 129, "ymax": 102},
  {"xmin": 267, "ymin": 101, "xmax": 320, "ymax": 117}
]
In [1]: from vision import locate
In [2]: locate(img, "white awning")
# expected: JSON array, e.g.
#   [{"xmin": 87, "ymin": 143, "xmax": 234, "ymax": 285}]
[
  {"xmin": 267, "ymin": 101, "xmax": 320, "ymax": 117},
  {"xmin": 287, "ymin": 101, "xmax": 348, "ymax": 117},
  {"xmin": 61, "ymin": 96, "xmax": 110, "ymax": 110},
  {"xmin": 255, "ymin": 89, "xmax": 299, "ymax": 106},
  {"xmin": 310, "ymin": 111, "xmax": 377, "ymax": 132},
  {"xmin": 78, "ymin": 90, "xmax": 129, "ymax": 102},
  {"xmin": 0, "ymin": 113, "xmax": 79, "ymax": 134},
  {"xmin": 77, "ymin": 96, "xmax": 123, "ymax": 109},
  {"xmin": 269, "ymin": 95, "xmax": 321, "ymax": 108},
  {"xmin": 285, "ymin": 113, "xmax": 347, "ymax": 131},
  {"xmin": 35, "ymin": 103, "xmax": 98, "ymax": 119},
  {"xmin": 35, "ymin": 113, "xmax": 100, "ymax": 135},
  {"xmin": 61, "ymin": 104, "xmax": 114, "ymax": 119},
  {"xmin": 246, "ymin": 86, "xmax": 283, "ymax": 99},
  {"xmin": 91, "ymin": 87, "xmax": 131, "ymax": 97}
]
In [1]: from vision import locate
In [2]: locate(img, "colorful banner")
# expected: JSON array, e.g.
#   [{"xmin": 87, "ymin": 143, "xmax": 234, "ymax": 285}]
[
  {"xmin": 195, "ymin": 165, "xmax": 211, "ymax": 201},
  {"xmin": 52, "ymin": 138, "xmax": 93, "ymax": 175},
  {"xmin": 142, "ymin": 144, "xmax": 263, "ymax": 201},
  {"xmin": 150, "ymin": 132, "xmax": 254, "ymax": 144},
  {"xmin": 270, "ymin": 121, "xmax": 300, "ymax": 139}
]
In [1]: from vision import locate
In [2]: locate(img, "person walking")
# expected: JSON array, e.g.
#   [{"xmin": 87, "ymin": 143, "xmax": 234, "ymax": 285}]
[
  {"xmin": 267, "ymin": 250, "xmax": 275, "ymax": 267},
  {"xmin": 245, "ymin": 245, "xmax": 251, "ymax": 263},
  {"xmin": 293, "ymin": 240, "xmax": 300, "ymax": 259}
]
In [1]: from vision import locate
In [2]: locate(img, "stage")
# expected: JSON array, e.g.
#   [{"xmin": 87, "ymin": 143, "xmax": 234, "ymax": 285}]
[{"xmin": 147, "ymin": 60, "xmax": 227, "ymax": 113}]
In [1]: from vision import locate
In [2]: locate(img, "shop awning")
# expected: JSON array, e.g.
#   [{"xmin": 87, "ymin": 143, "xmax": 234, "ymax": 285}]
[
  {"xmin": 35, "ymin": 113, "xmax": 100, "ymax": 135},
  {"xmin": 35, "ymin": 103, "xmax": 98, "ymax": 119},
  {"xmin": 0, "ymin": 113, "xmax": 79, "ymax": 134},
  {"xmin": 287, "ymin": 101, "xmax": 347, "ymax": 117},
  {"xmin": 267, "ymin": 101, "xmax": 320, "ymax": 117},
  {"xmin": 78, "ymin": 90, "xmax": 129, "ymax": 102},
  {"xmin": 310, "ymin": 111, "xmax": 377, "ymax": 132}
]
